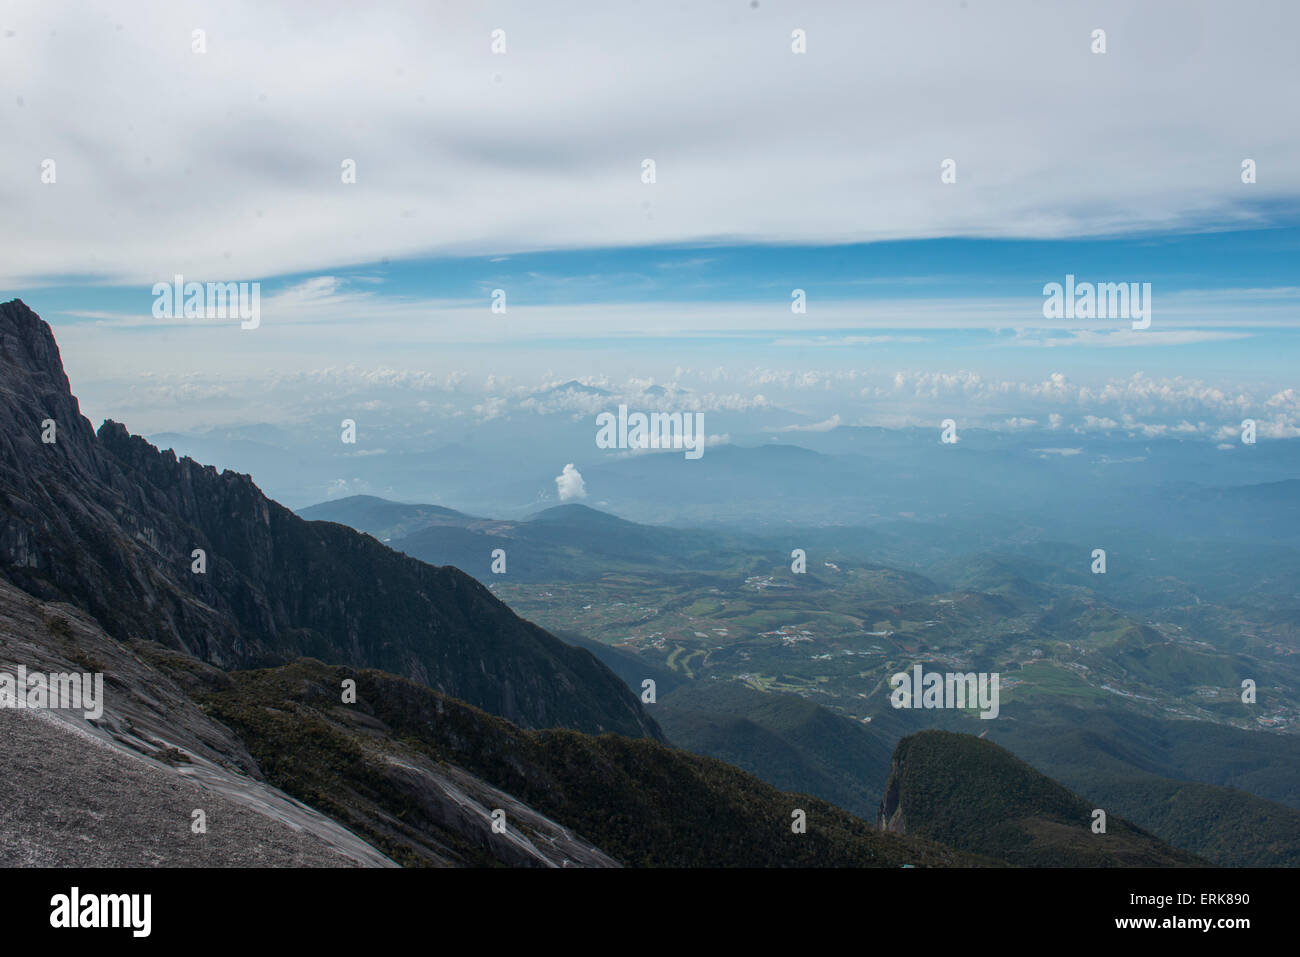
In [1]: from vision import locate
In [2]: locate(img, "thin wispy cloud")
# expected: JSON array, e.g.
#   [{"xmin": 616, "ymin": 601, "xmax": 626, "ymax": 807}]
[{"xmin": 1011, "ymin": 329, "xmax": 1253, "ymax": 348}]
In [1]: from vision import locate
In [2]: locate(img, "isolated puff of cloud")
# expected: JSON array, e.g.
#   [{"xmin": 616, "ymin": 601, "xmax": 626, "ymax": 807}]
[{"xmin": 555, "ymin": 463, "xmax": 587, "ymax": 502}]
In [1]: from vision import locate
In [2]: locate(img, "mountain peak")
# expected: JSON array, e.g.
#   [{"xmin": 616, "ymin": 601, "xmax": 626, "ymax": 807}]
[
  {"xmin": 0, "ymin": 299, "xmax": 74, "ymax": 398},
  {"xmin": 529, "ymin": 503, "xmax": 629, "ymax": 525},
  {"xmin": 529, "ymin": 379, "xmax": 612, "ymax": 399}
]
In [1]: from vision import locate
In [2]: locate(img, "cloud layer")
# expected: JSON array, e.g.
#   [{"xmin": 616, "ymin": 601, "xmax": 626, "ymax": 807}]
[{"xmin": 3, "ymin": 0, "xmax": 1298, "ymax": 284}]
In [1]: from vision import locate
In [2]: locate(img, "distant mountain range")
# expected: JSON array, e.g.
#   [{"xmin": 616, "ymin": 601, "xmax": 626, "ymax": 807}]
[
  {"xmin": 655, "ymin": 680, "xmax": 1300, "ymax": 866},
  {"xmin": 296, "ymin": 489, "xmax": 1300, "ymax": 867},
  {"xmin": 299, "ymin": 494, "xmax": 766, "ymax": 581}
]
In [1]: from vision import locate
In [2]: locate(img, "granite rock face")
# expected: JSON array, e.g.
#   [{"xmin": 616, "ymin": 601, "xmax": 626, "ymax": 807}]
[
  {"xmin": 0, "ymin": 575, "xmax": 396, "ymax": 867},
  {"xmin": 0, "ymin": 299, "xmax": 659, "ymax": 740},
  {"xmin": 0, "ymin": 575, "xmax": 616, "ymax": 867}
]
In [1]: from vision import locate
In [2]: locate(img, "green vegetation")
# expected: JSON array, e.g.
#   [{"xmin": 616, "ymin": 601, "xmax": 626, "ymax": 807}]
[
  {"xmin": 986, "ymin": 713, "xmax": 1300, "ymax": 866},
  {"xmin": 880, "ymin": 731, "xmax": 1205, "ymax": 867},
  {"xmin": 196, "ymin": 659, "xmax": 984, "ymax": 868},
  {"xmin": 656, "ymin": 681, "xmax": 893, "ymax": 819}
]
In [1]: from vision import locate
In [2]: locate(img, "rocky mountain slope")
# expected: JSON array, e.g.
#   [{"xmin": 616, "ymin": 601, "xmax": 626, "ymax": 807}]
[
  {"xmin": 0, "ymin": 576, "xmax": 395, "ymax": 867},
  {"xmin": 0, "ymin": 299, "xmax": 656, "ymax": 739}
]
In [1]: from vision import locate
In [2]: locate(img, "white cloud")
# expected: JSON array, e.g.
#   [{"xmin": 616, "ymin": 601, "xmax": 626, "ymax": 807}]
[
  {"xmin": 473, "ymin": 396, "xmax": 510, "ymax": 422},
  {"xmin": 771, "ymin": 336, "xmax": 927, "ymax": 348},
  {"xmin": 772, "ymin": 414, "xmax": 842, "ymax": 433},
  {"xmin": 1013, "ymin": 330, "xmax": 1252, "ymax": 348},
  {"xmin": 555, "ymin": 463, "xmax": 587, "ymax": 501},
  {"xmin": 865, "ymin": 370, "xmax": 1275, "ymax": 422}
]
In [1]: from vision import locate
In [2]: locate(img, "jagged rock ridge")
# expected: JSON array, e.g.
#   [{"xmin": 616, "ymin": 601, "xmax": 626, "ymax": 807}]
[{"xmin": 0, "ymin": 299, "xmax": 658, "ymax": 739}]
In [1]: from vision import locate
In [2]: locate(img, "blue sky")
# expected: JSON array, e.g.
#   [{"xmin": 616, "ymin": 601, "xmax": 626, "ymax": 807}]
[
  {"xmin": 22, "ymin": 226, "xmax": 1299, "ymax": 403},
  {"xmin": 18, "ymin": 220, "xmax": 1300, "ymax": 311}
]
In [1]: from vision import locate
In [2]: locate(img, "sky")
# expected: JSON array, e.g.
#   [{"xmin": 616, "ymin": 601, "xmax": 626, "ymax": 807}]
[{"xmin": 2, "ymin": 0, "xmax": 1298, "ymax": 454}]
